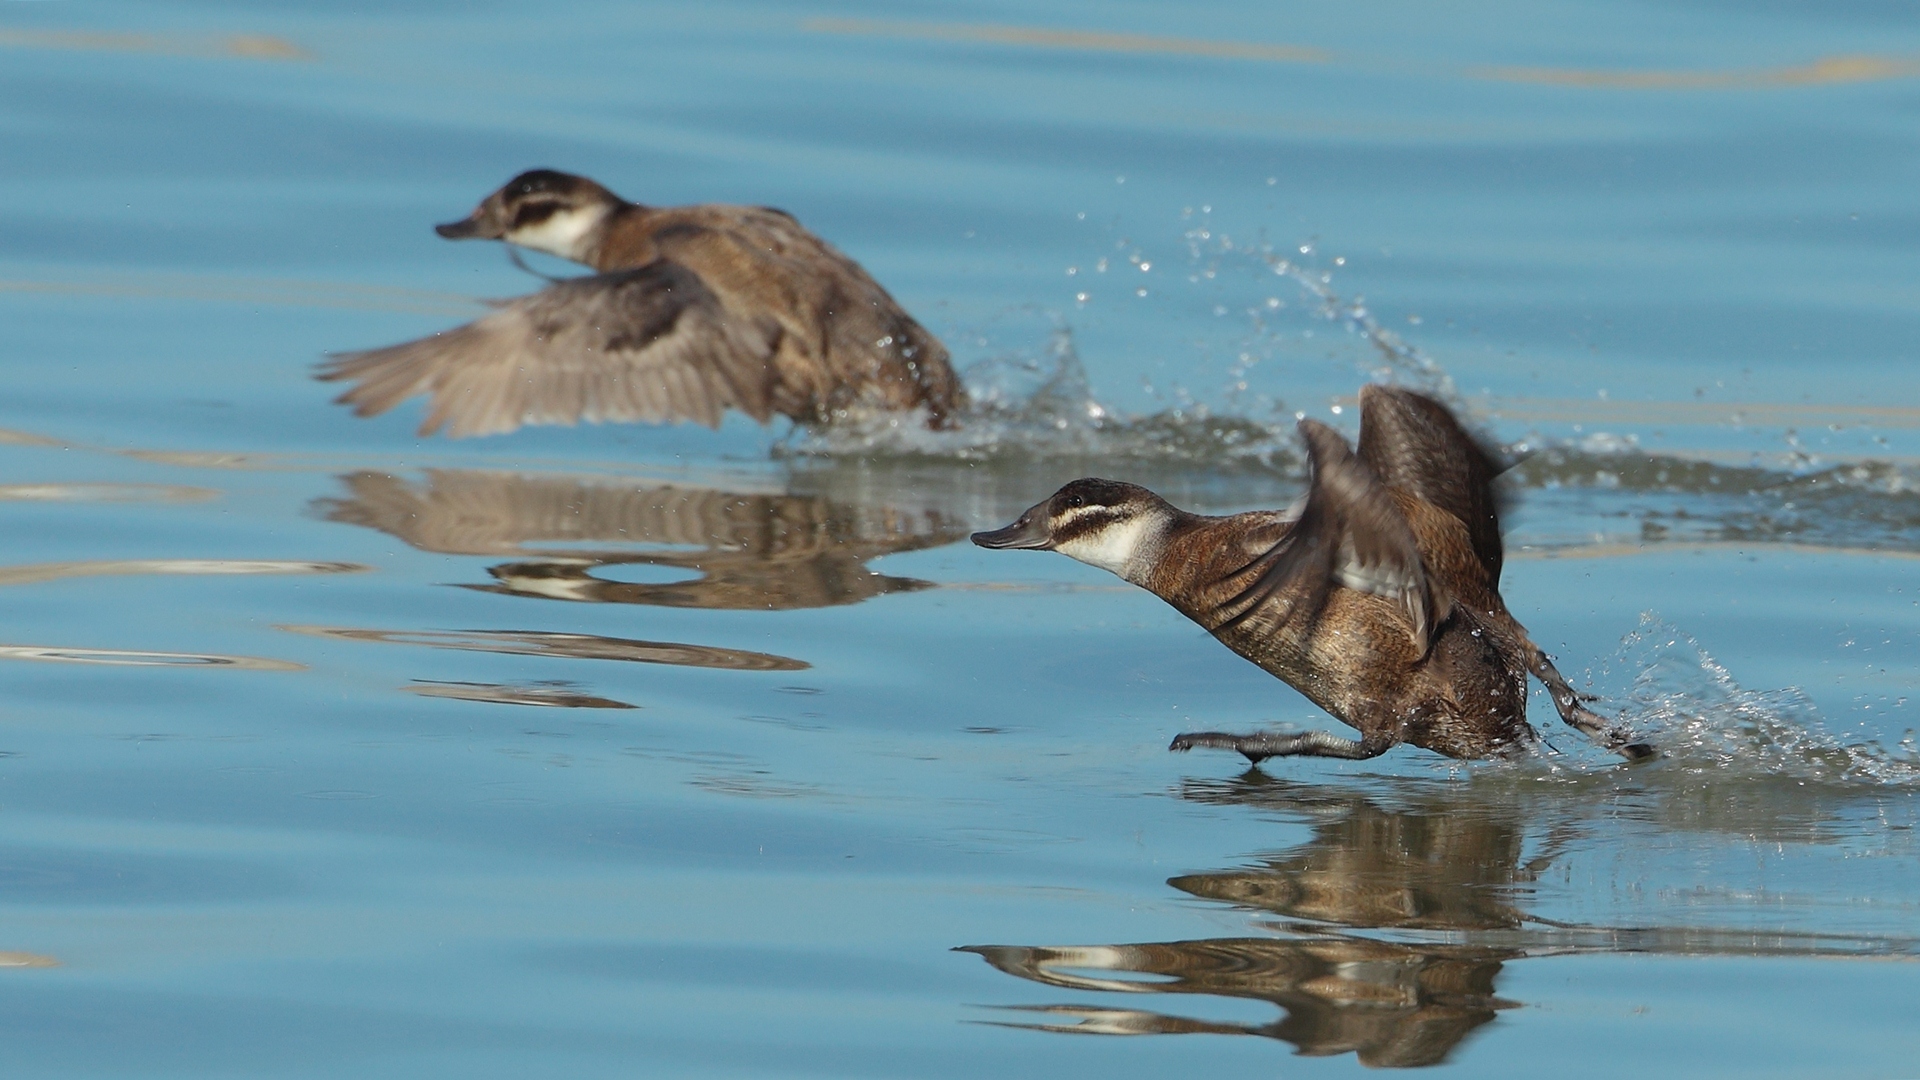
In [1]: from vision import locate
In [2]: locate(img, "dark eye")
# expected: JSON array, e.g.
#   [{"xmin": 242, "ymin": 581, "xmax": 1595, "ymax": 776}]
[{"xmin": 1063, "ymin": 492, "xmax": 1086, "ymax": 509}]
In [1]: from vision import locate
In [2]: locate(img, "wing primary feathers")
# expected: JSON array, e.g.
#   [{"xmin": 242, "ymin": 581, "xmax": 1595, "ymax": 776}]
[
  {"xmin": 1355, "ymin": 384, "xmax": 1509, "ymax": 584},
  {"xmin": 316, "ymin": 260, "xmax": 779, "ymax": 438}
]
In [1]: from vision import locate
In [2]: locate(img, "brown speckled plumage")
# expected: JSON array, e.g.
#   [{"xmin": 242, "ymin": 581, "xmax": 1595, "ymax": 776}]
[{"xmin": 973, "ymin": 385, "xmax": 1649, "ymax": 764}]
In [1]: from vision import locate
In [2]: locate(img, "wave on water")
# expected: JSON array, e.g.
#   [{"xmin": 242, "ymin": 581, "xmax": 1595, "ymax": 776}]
[
  {"xmin": 1581, "ymin": 615, "xmax": 1920, "ymax": 785},
  {"xmin": 1510, "ymin": 443, "xmax": 1920, "ymax": 552},
  {"xmin": 779, "ymin": 224, "xmax": 1920, "ymax": 555},
  {"xmin": 780, "ymin": 221, "xmax": 1465, "ymax": 467}
]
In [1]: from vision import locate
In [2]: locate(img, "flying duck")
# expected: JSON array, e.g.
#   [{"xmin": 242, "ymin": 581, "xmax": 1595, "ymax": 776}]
[{"xmin": 319, "ymin": 169, "xmax": 963, "ymax": 436}]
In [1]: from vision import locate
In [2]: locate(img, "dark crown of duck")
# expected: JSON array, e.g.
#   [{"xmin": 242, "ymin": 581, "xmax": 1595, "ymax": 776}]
[
  {"xmin": 319, "ymin": 169, "xmax": 964, "ymax": 437},
  {"xmin": 430, "ymin": 169, "xmax": 624, "ymax": 261},
  {"xmin": 973, "ymin": 385, "xmax": 1651, "ymax": 765}
]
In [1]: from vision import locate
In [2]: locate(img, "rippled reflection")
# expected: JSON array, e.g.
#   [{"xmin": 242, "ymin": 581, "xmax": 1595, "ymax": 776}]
[
  {"xmin": 0, "ymin": 483, "xmax": 218, "ymax": 503},
  {"xmin": 963, "ymin": 938, "xmax": 1513, "ymax": 1067},
  {"xmin": 0, "ymin": 559, "xmax": 365, "ymax": 588},
  {"xmin": 315, "ymin": 469, "xmax": 967, "ymax": 611},
  {"xmin": 0, "ymin": 645, "xmax": 303, "ymax": 671},
  {"xmin": 281, "ymin": 625, "xmax": 807, "ymax": 671},
  {"xmin": 965, "ymin": 774, "xmax": 1919, "ymax": 1067},
  {"xmin": 406, "ymin": 680, "xmax": 637, "ymax": 709}
]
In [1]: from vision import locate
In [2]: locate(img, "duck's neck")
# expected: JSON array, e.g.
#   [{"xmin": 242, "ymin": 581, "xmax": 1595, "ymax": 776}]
[
  {"xmin": 1138, "ymin": 510, "xmax": 1300, "ymax": 626},
  {"xmin": 507, "ymin": 201, "xmax": 634, "ymax": 268},
  {"xmin": 576, "ymin": 202, "xmax": 656, "ymax": 271}
]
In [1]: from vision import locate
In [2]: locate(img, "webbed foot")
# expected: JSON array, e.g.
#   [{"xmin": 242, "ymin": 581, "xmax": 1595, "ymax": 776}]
[{"xmin": 1169, "ymin": 729, "xmax": 1387, "ymax": 762}]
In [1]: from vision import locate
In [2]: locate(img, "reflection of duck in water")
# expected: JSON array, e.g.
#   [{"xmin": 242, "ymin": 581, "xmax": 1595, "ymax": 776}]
[
  {"xmin": 314, "ymin": 469, "xmax": 966, "ymax": 610},
  {"xmin": 974, "ymin": 385, "xmax": 1651, "ymax": 763},
  {"xmin": 319, "ymin": 170, "xmax": 964, "ymax": 436},
  {"xmin": 1171, "ymin": 774, "xmax": 1559, "ymax": 934},
  {"xmin": 963, "ymin": 936, "xmax": 1513, "ymax": 1068},
  {"xmin": 964, "ymin": 777, "xmax": 1539, "ymax": 1066},
  {"xmin": 964, "ymin": 774, "xmax": 1918, "ymax": 1067}
]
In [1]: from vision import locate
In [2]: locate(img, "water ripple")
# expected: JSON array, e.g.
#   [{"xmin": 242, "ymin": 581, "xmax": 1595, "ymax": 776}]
[
  {"xmin": 0, "ymin": 645, "xmax": 303, "ymax": 671},
  {"xmin": 405, "ymin": 680, "xmax": 637, "ymax": 709},
  {"xmin": 0, "ymin": 559, "xmax": 366, "ymax": 588}
]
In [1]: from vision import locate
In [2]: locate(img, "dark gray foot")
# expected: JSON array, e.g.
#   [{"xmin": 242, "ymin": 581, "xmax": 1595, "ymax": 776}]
[
  {"xmin": 1169, "ymin": 729, "xmax": 1387, "ymax": 763},
  {"xmin": 1564, "ymin": 705, "xmax": 1656, "ymax": 761},
  {"xmin": 1529, "ymin": 648, "xmax": 1655, "ymax": 762}
]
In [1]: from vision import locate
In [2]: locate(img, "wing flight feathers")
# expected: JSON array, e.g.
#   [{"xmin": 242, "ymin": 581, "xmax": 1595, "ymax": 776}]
[
  {"xmin": 317, "ymin": 261, "xmax": 780, "ymax": 438},
  {"xmin": 1221, "ymin": 418, "xmax": 1442, "ymax": 652},
  {"xmin": 1354, "ymin": 385, "xmax": 1508, "ymax": 582}
]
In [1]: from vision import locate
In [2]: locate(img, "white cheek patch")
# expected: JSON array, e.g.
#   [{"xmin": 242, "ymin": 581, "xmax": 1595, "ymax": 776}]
[
  {"xmin": 1055, "ymin": 513, "xmax": 1160, "ymax": 580},
  {"xmin": 506, "ymin": 207, "xmax": 605, "ymax": 262}
]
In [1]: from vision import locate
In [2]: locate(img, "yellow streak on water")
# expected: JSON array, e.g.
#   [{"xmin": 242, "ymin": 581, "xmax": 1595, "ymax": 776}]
[
  {"xmin": 1473, "ymin": 55, "xmax": 1920, "ymax": 89},
  {"xmin": 0, "ymin": 953, "xmax": 59, "ymax": 969},
  {"xmin": 0, "ymin": 26, "xmax": 309, "ymax": 61},
  {"xmin": 806, "ymin": 18, "xmax": 1920, "ymax": 91}
]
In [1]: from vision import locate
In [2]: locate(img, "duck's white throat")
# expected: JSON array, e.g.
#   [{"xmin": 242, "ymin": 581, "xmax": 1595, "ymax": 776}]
[
  {"xmin": 506, "ymin": 205, "xmax": 609, "ymax": 264},
  {"xmin": 1053, "ymin": 509, "xmax": 1171, "ymax": 585}
]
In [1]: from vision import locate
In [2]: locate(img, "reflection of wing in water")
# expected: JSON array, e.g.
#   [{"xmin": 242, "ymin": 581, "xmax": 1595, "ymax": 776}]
[
  {"xmin": 314, "ymin": 470, "xmax": 967, "ymax": 610},
  {"xmin": 961, "ymin": 938, "xmax": 1513, "ymax": 1068},
  {"xmin": 279, "ymin": 625, "xmax": 806, "ymax": 671},
  {"xmin": 965, "ymin": 773, "xmax": 1920, "ymax": 1067}
]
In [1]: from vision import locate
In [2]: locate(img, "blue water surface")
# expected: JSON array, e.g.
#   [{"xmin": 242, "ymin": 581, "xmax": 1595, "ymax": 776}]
[{"xmin": 1, "ymin": 1, "xmax": 1918, "ymax": 1075}]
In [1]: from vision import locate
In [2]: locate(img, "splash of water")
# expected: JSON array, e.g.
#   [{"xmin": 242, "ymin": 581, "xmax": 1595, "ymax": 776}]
[
  {"xmin": 1175, "ymin": 215, "xmax": 1460, "ymax": 405},
  {"xmin": 776, "ymin": 313, "xmax": 1299, "ymax": 471},
  {"xmin": 786, "ymin": 223, "xmax": 1920, "ymax": 557},
  {"xmin": 1584, "ymin": 614, "xmax": 1920, "ymax": 785}
]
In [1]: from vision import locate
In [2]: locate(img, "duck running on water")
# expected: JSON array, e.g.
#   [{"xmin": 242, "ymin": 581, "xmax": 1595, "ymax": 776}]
[
  {"xmin": 973, "ymin": 385, "xmax": 1652, "ymax": 764},
  {"xmin": 320, "ymin": 170, "xmax": 963, "ymax": 436}
]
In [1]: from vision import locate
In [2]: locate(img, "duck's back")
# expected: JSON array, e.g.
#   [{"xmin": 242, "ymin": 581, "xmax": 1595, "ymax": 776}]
[{"xmin": 605, "ymin": 204, "xmax": 961, "ymax": 423}]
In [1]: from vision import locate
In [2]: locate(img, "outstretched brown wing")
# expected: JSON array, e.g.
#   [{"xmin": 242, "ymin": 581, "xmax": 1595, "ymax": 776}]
[
  {"xmin": 318, "ymin": 260, "xmax": 781, "ymax": 437},
  {"xmin": 1354, "ymin": 385, "xmax": 1508, "ymax": 584},
  {"xmin": 1223, "ymin": 418, "xmax": 1443, "ymax": 651}
]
